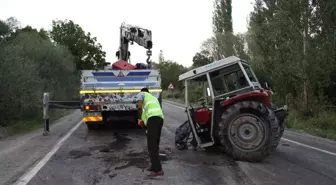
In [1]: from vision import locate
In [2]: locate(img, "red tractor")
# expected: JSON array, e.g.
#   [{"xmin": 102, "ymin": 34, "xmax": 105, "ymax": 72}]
[{"xmin": 175, "ymin": 56, "xmax": 288, "ymax": 162}]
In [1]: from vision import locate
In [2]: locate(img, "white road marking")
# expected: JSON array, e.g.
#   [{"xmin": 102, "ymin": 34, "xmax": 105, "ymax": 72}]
[
  {"xmin": 162, "ymin": 125, "xmax": 174, "ymax": 135},
  {"xmin": 15, "ymin": 121, "xmax": 83, "ymax": 185},
  {"xmin": 281, "ymin": 138, "xmax": 336, "ymax": 157},
  {"xmin": 163, "ymin": 101, "xmax": 336, "ymax": 157}
]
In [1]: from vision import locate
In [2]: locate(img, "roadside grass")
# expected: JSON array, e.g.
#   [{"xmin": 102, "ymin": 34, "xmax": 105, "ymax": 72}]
[
  {"xmin": 286, "ymin": 110, "xmax": 336, "ymax": 140},
  {"xmin": 0, "ymin": 110, "xmax": 73, "ymax": 138},
  {"xmin": 162, "ymin": 90, "xmax": 185, "ymax": 104},
  {"xmin": 162, "ymin": 91, "xmax": 336, "ymax": 141}
]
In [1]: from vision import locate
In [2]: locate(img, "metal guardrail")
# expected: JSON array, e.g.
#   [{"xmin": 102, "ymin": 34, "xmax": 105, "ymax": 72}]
[{"xmin": 43, "ymin": 92, "xmax": 81, "ymax": 136}]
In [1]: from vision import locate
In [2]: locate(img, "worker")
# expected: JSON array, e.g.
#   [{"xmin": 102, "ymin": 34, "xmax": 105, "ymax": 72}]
[{"xmin": 136, "ymin": 87, "xmax": 164, "ymax": 177}]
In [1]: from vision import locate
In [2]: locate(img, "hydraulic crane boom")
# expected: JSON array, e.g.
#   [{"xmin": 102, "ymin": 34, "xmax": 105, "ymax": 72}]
[{"xmin": 115, "ymin": 22, "xmax": 153, "ymax": 68}]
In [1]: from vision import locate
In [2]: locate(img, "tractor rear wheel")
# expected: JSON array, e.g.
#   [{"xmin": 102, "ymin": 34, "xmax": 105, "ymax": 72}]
[{"xmin": 216, "ymin": 101, "xmax": 281, "ymax": 162}]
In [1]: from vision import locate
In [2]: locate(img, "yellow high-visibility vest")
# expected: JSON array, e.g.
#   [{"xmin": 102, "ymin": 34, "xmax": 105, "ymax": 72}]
[{"xmin": 141, "ymin": 92, "xmax": 164, "ymax": 125}]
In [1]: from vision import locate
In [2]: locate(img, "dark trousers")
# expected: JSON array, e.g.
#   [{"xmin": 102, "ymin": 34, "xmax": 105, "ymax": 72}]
[{"xmin": 146, "ymin": 116, "xmax": 164, "ymax": 172}]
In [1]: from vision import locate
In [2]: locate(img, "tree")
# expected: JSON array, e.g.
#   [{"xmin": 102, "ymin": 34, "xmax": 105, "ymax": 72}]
[
  {"xmin": 212, "ymin": 0, "xmax": 235, "ymax": 57},
  {"xmin": 192, "ymin": 50, "xmax": 212, "ymax": 68},
  {"xmin": 201, "ymin": 37, "xmax": 220, "ymax": 60},
  {"xmin": 234, "ymin": 33, "xmax": 250, "ymax": 61},
  {"xmin": 0, "ymin": 20, "xmax": 10, "ymax": 37},
  {"xmin": 155, "ymin": 60, "xmax": 187, "ymax": 90},
  {"xmin": 0, "ymin": 19, "xmax": 79, "ymax": 127},
  {"xmin": 10, "ymin": 26, "xmax": 49, "ymax": 40},
  {"xmin": 246, "ymin": 0, "xmax": 336, "ymax": 110},
  {"xmin": 49, "ymin": 20, "xmax": 106, "ymax": 70}
]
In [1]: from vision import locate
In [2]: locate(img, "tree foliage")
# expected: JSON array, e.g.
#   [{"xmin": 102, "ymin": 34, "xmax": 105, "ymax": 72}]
[
  {"xmin": 0, "ymin": 18, "xmax": 83, "ymax": 130},
  {"xmin": 192, "ymin": 50, "xmax": 212, "ymax": 68},
  {"xmin": 155, "ymin": 60, "xmax": 188, "ymax": 90},
  {"xmin": 50, "ymin": 20, "xmax": 106, "ymax": 70},
  {"xmin": 246, "ymin": 0, "xmax": 336, "ymax": 110}
]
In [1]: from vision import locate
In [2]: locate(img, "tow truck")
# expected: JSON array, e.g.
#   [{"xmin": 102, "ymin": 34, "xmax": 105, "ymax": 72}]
[{"xmin": 80, "ymin": 23, "xmax": 162, "ymax": 129}]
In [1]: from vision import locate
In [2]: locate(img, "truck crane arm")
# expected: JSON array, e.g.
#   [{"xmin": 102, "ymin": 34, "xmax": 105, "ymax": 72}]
[{"xmin": 116, "ymin": 22, "xmax": 153, "ymax": 68}]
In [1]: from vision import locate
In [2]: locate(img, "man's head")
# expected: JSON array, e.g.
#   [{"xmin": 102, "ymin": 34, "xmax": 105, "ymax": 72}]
[{"xmin": 141, "ymin": 87, "xmax": 149, "ymax": 93}]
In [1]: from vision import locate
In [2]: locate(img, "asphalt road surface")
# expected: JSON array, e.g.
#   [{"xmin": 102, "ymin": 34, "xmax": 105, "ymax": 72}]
[{"xmin": 1, "ymin": 100, "xmax": 336, "ymax": 185}]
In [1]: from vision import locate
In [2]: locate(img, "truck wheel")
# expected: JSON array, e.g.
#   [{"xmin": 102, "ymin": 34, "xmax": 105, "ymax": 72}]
[
  {"xmin": 86, "ymin": 123, "xmax": 99, "ymax": 130},
  {"xmin": 216, "ymin": 101, "xmax": 281, "ymax": 162}
]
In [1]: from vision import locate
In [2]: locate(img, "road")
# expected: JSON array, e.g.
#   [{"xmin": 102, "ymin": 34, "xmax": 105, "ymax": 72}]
[{"xmin": 0, "ymin": 100, "xmax": 336, "ymax": 185}]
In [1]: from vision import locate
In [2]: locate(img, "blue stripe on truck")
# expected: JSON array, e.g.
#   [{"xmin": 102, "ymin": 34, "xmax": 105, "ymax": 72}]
[
  {"xmin": 83, "ymin": 82, "xmax": 157, "ymax": 88},
  {"xmin": 127, "ymin": 71, "xmax": 151, "ymax": 76},
  {"xmin": 92, "ymin": 72, "xmax": 115, "ymax": 76},
  {"xmin": 95, "ymin": 77, "xmax": 147, "ymax": 82}
]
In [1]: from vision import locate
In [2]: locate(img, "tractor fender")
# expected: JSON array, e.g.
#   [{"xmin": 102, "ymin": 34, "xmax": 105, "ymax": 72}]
[{"xmin": 221, "ymin": 90, "xmax": 271, "ymax": 109}]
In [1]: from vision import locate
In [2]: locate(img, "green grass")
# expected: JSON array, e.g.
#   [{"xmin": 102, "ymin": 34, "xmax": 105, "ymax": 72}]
[
  {"xmin": 0, "ymin": 109, "xmax": 73, "ymax": 138},
  {"xmin": 162, "ymin": 90, "xmax": 185, "ymax": 104},
  {"xmin": 286, "ymin": 110, "xmax": 336, "ymax": 140}
]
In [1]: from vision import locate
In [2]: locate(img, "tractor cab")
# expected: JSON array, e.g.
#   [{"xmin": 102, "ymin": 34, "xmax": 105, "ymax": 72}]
[{"xmin": 176, "ymin": 56, "xmax": 288, "ymax": 162}]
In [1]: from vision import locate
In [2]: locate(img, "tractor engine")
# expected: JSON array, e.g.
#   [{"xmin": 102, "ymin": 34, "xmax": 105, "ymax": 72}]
[{"xmin": 195, "ymin": 108, "xmax": 211, "ymax": 125}]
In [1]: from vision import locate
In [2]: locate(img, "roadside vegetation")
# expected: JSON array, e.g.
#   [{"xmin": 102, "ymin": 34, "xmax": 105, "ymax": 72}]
[
  {"xmin": 0, "ymin": 17, "xmax": 106, "ymax": 138},
  {"xmin": 158, "ymin": 0, "xmax": 336, "ymax": 140}
]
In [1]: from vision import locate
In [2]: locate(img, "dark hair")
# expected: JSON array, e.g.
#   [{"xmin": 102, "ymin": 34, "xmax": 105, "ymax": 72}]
[{"xmin": 141, "ymin": 88, "xmax": 149, "ymax": 93}]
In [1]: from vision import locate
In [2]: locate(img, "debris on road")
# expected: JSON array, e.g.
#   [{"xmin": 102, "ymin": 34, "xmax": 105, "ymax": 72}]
[{"xmin": 69, "ymin": 149, "xmax": 91, "ymax": 159}]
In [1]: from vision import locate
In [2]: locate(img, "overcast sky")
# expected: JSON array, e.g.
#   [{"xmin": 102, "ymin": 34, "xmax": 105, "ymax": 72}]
[{"xmin": 0, "ymin": 0, "xmax": 254, "ymax": 67}]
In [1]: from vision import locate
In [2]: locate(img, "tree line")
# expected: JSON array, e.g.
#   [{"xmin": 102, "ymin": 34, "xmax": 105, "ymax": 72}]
[
  {"xmin": 0, "ymin": 17, "xmax": 106, "ymax": 134},
  {"xmin": 159, "ymin": 0, "xmax": 336, "ymax": 139}
]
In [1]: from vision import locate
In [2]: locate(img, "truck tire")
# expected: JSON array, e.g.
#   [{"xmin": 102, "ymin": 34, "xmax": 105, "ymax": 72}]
[
  {"xmin": 86, "ymin": 123, "xmax": 99, "ymax": 130},
  {"xmin": 216, "ymin": 101, "xmax": 281, "ymax": 162}
]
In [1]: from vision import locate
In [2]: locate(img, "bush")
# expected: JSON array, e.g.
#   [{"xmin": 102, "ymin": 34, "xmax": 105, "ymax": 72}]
[
  {"xmin": 286, "ymin": 109, "xmax": 336, "ymax": 140},
  {"xmin": 0, "ymin": 31, "xmax": 79, "ymax": 128}
]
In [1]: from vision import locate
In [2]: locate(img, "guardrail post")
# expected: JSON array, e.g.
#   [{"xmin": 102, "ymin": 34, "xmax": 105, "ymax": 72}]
[{"xmin": 43, "ymin": 92, "xmax": 50, "ymax": 136}]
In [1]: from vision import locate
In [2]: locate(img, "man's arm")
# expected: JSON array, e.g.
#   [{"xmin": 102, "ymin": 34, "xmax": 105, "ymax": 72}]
[
  {"xmin": 137, "ymin": 100, "xmax": 143, "ymax": 118},
  {"xmin": 136, "ymin": 93, "xmax": 144, "ymax": 119}
]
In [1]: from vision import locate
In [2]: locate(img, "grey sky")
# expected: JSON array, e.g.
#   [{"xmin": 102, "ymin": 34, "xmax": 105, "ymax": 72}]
[{"xmin": 0, "ymin": 0, "xmax": 254, "ymax": 67}]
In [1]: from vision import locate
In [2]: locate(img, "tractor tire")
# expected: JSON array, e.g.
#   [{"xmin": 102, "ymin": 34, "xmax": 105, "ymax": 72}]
[
  {"xmin": 270, "ymin": 103, "xmax": 286, "ymax": 143},
  {"xmin": 216, "ymin": 101, "xmax": 281, "ymax": 162}
]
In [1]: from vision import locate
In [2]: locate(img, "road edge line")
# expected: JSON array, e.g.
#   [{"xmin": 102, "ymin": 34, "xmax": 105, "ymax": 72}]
[
  {"xmin": 15, "ymin": 120, "xmax": 83, "ymax": 185},
  {"xmin": 163, "ymin": 101, "xmax": 336, "ymax": 157}
]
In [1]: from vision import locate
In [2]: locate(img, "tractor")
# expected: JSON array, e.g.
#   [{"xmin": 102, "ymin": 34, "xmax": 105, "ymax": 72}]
[{"xmin": 175, "ymin": 56, "xmax": 288, "ymax": 162}]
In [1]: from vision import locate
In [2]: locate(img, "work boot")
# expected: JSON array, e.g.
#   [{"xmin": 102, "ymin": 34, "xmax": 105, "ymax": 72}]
[
  {"xmin": 145, "ymin": 167, "xmax": 154, "ymax": 172},
  {"xmin": 145, "ymin": 170, "xmax": 164, "ymax": 178}
]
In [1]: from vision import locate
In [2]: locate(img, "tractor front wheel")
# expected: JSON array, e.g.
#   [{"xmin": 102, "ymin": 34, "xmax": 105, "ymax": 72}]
[
  {"xmin": 216, "ymin": 101, "xmax": 281, "ymax": 162},
  {"xmin": 175, "ymin": 121, "xmax": 197, "ymax": 150}
]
